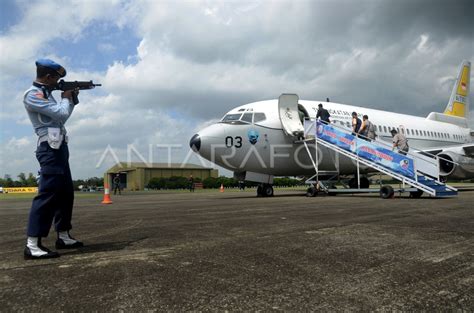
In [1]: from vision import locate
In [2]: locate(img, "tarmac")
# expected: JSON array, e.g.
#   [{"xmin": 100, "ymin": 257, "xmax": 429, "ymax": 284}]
[{"xmin": 0, "ymin": 189, "xmax": 473, "ymax": 311}]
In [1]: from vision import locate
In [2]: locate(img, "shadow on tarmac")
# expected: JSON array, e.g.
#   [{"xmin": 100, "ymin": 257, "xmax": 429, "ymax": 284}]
[{"xmin": 59, "ymin": 240, "xmax": 134, "ymax": 256}]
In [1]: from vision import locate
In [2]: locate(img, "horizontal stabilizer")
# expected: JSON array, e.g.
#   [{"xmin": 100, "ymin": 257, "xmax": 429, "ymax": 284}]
[{"xmin": 425, "ymin": 112, "xmax": 468, "ymax": 128}]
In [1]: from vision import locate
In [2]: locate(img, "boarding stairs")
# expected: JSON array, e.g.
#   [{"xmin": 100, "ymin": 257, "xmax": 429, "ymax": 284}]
[{"xmin": 302, "ymin": 120, "xmax": 457, "ymax": 198}]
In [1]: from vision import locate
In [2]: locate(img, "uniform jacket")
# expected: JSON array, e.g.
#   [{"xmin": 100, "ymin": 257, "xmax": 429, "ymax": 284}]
[{"xmin": 24, "ymin": 84, "xmax": 74, "ymax": 137}]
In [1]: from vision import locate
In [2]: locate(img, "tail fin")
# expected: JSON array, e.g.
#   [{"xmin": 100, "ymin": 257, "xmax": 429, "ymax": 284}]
[{"xmin": 444, "ymin": 60, "xmax": 470, "ymax": 118}]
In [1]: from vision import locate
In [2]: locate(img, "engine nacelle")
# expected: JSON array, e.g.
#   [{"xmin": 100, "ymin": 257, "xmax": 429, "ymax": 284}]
[{"xmin": 438, "ymin": 151, "xmax": 474, "ymax": 179}]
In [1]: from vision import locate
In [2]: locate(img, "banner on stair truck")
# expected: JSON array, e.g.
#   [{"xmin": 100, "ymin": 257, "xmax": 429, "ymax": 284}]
[{"xmin": 316, "ymin": 122, "xmax": 415, "ymax": 178}]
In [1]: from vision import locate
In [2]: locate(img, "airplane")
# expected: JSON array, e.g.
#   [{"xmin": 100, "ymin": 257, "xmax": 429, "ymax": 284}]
[{"xmin": 190, "ymin": 60, "xmax": 474, "ymax": 197}]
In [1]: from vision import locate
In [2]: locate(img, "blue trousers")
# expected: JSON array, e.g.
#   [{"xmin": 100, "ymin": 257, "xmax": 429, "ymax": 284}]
[{"xmin": 27, "ymin": 142, "xmax": 74, "ymax": 237}]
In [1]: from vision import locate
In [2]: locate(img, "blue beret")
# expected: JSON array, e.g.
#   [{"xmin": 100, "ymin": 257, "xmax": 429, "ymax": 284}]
[{"xmin": 35, "ymin": 58, "xmax": 66, "ymax": 77}]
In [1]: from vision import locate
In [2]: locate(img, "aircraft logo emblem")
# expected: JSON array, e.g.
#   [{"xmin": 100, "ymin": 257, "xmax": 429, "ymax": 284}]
[{"xmin": 248, "ymin": 129, "xmax": 259, "ymax": 145}]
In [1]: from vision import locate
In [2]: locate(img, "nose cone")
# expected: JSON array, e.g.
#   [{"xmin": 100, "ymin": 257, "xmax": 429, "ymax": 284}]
[{"xmin": 189, "ymin": 134, "xmax": 201, "ymax": 152}]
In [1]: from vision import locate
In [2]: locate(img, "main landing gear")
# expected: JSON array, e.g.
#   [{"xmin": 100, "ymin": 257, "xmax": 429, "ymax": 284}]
[
  {"xmin": 348, "ymin": 176, "xmax": 370, "ymax": 189},
  {"xmin": 257, "ymin": 184, "xmax": 274, "ymax": 197}
]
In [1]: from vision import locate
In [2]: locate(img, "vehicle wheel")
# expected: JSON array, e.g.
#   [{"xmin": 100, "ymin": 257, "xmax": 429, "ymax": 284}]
[
  {"xmin": 306, "ymin": 187, "xmax": 317, "ymax": 197},
  {"xmin": 257, "ymin": 185, "xmax": 263, "ymax": 197},
  {"xmin": 262, "ymin": 184, "xmax": 274, "ymax": 197},
  {"xmin": 380, "ymin": 185, "xmax": 395, "ymax": 199},
  {"xmin": 409, "ymin": 189, "xmax": 423, "ymax": 198},
  {"xmin": 360, "ymin": 177, "xmax": 370, "ymax": 189}
]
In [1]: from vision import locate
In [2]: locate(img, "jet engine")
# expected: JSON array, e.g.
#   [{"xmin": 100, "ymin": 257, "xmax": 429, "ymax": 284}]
[{"xmin": 437, "ymin": 147, "xmax": 474, "ymax": 179}]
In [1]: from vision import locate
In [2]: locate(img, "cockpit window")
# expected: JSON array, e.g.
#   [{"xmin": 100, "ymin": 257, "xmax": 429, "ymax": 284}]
[
  {"xmin": 241, "ymin": 113, "xmax": 253, "ymax": 123},
  {"xmin": 221, "ymin": 114, "xmax": 242, "ymax": 122},
  {"xmin": 253, "ymin": 113, "xmax": 266, "ymax": 123}
]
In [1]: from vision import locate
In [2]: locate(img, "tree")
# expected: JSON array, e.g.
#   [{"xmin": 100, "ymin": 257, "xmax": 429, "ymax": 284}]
[
  {"xmin": 3, "ymin": 175, "xmax": 14, "ymax": 187},
  {"xmin": 26, "ymin": 173, "xmax": 38, "ymax": 187},
  {"xmin": 17, "ymin": 173, "xmax": 27, "ymax": 187}
]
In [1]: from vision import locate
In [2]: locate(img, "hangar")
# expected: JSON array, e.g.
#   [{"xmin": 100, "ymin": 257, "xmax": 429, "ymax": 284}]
[{"xmin": 104, "ymin": 163, "xmax": 219, "ymax": 191}]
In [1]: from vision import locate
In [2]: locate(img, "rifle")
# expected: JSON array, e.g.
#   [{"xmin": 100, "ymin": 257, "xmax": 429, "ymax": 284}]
[{"xmin": 53, "ymin": 80, "xmax": 102, "ymax": 105}]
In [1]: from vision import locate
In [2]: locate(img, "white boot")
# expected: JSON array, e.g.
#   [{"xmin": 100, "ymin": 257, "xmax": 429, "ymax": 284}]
[
  {"xmin": 24, "ymin": 237, "xmax": 59, "ymax": 259},
  {"xmin": 56, "ymin": 231, "xmax": 84, "ymax": 249},
  {"xmin": 27, "ymin": 237, "xmax": 48, "ymax": 256},
  {"xmin": 58, "ymin": 231, "xmax": 78, "ymax": 245}
]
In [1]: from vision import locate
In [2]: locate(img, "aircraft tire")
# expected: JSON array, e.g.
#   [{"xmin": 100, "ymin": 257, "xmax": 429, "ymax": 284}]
[
  {"xmin": 380, "ymin": 185, "xmax": 395, "ymax": 199},
  {"xmin": 262, "ymin": 184, "xmax": 274, "ymax": 197},
  {"xmin": 409, "ymin": 189, "xmax": 423, "ymax": 198},
  {"xmin": 348, "ymin": 178, "xmax": 357, "ymax": 189},
  {"xmin": 360, "ymin": 177, "xmax": 370, "ymax": 189},
  {"xmin": 349, "ymin": 177, "xmax": 370, "ymax": 189},
  {"xmin": 306, "ymin": 187, "xmax": 317, "ymax": 197}
]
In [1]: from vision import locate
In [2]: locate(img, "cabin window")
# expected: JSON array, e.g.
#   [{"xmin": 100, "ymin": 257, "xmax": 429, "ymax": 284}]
[
  {"xmin": 415, "ymin": 130, "xmax": 418, "ymax": 136},
  {"xmin": 241, "ymin": 113, "xmax": 253, "ymax": 123},
  {"xmin": 383, "ymin": 126, "xmax": 387, "ymax": 133},
  {"xmin": 253, "ymin": 113, "xmax": 266, "ymax": 123}
]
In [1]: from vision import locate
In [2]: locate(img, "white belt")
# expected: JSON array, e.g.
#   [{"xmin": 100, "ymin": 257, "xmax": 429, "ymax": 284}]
[{"xmin": 37, "ymin": 135, "xmax": 69, "ymax": 146}]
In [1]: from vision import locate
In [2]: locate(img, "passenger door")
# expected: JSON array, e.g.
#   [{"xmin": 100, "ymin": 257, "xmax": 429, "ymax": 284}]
[{"xmin": 278, "ymin": 94, "xmax": 304, "ymax": 137}]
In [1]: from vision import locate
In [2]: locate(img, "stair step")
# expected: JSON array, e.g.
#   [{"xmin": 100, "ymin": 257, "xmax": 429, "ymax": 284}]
[{"xmin": 435, "ymin": 191, "xmax": 458, "ymax": 197}]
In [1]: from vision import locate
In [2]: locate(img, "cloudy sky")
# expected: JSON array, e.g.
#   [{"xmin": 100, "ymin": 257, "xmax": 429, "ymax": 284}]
[{"xmin": 0, "ymin": 0, "xmax": 473, "ymax": 179}]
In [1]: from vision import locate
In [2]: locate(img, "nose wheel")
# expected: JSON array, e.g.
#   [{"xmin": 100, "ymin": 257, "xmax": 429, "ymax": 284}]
[{"xmin": 257, "ymin": 184, "xmax": 274, "ymax": 197}]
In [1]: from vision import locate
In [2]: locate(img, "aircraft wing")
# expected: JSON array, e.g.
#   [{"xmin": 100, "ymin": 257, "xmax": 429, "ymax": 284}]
[
  {"xmin": 418, "ymin": 143, "xmax": 474, "ymax": 157},
  {"xmin": 463, "ymin": 144, "xmax": 474, "ymax": 156}
]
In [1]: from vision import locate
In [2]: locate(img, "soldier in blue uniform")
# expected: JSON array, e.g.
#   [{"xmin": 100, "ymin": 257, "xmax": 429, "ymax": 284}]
[{"xmin": 23, "ymin": 59, "xmax": 83, "ymax": 259}]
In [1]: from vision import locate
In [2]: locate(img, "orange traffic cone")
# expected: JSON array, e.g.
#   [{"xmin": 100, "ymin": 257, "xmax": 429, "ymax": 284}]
[
  {"xmin": 101, "ymin": 184, "xmax": 113, "ymax": 204},
  {"xmin": 219, "ymin": 184, "xmax": 224, "ymax": 192}
]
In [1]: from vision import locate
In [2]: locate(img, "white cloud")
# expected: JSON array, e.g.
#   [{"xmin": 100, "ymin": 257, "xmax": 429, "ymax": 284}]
[
  {"xmin": 97, "ymin": 43, "xmax": 116, "ymax": 53},
  {"xmin": 6, "ymin": 136, "xmax": 31, "ymax": 149}
]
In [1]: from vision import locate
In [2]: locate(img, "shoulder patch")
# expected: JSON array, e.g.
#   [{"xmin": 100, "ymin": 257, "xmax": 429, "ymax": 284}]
[{"xmin": 34, "ymin": 92, "xmax": 44, "ymax": 99}]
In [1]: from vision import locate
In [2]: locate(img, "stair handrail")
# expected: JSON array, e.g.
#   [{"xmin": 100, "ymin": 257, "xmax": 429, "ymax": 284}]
[{"xmin": 312, "ymin": 118, "xmax": 458, "ymax": 167}]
